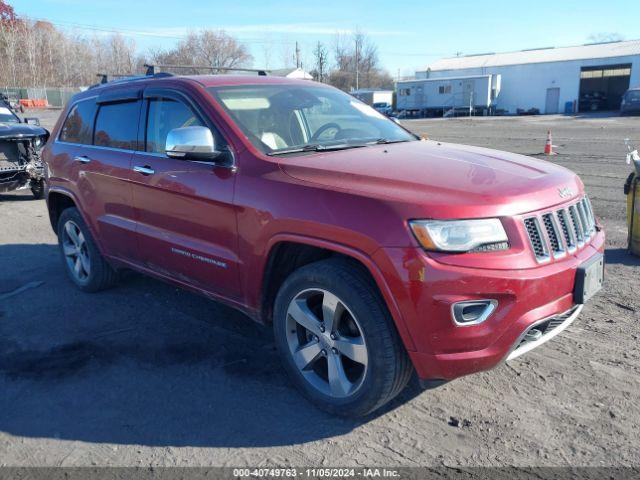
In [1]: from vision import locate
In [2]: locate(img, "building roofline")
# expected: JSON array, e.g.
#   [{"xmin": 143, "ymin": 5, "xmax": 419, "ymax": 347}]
[
  {"xmin": 398, "ymin": 74, "xmax": 492, "ymax": 83},
  {"xmin": 423, "ymin": 38, "xmax": 640, "ymax": 72},
  {"xmin": 439, "ymin": 39, "xmax": 639, "ymax": 62}
]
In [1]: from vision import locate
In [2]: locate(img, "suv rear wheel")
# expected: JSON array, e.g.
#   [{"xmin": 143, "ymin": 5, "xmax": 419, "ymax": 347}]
[
  {"xmin": 57, "ymin": 207, "xmax": 118, "ymax": 292},
  {"xmin": 273, "ymin": 258, "xmax": 412, "ymax": 417}
]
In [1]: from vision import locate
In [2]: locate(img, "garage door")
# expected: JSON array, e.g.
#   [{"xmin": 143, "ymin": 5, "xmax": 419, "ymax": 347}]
[
  {"xmin": 579, "ymin": 64, "xmax": 631, "ymax": 112},
  {"xmin": 545, "ymin": 88, "xmax": 560, "ymax": 114}
]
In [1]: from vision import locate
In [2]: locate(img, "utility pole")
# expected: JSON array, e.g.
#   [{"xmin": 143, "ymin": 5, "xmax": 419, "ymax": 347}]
[
  {"xmin": 354, "ymin": 35, "xmax": 360, "ymax": 91},
  {"xmin": 295, "ymin": 41, "xmax": 301, "ymax": 69}
]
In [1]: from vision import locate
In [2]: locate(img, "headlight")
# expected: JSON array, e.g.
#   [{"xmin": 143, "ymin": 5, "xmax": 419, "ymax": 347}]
[{"xmin": 409, "ymin": 218, "xmax": 508, "ymax": 252}]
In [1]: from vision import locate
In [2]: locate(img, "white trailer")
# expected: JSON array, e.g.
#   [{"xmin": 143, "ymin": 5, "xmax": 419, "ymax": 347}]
[
  {"xmin": 351, "ymin": 89, "xmax": 394, "ymax": 106},
  {"xmin": 396, "ymin": 74, "xmax": 501, "ymax": 117}
]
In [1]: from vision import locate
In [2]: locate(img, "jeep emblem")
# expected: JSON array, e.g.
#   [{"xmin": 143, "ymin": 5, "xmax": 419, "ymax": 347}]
[{"xmin": 558, "ymin": 187, "xmax": 573, "ymax": 199}]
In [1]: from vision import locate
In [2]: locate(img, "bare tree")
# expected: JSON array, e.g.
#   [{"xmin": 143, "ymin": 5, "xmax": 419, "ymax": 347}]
[
  {"xmin": 106, "ymin": 34, "xmax": 137, "ymax": 74},
  {"xmin": 280, "ymin": 39, "xmax": 297, "ymax": 69},
  {"xmin": 328, "ymin": 31, "xmax": 392, "ymax": 92},
  {"xmin": 0, "ymin": 20, "xmax": 20, "ymax": 85},
  {"xmin": 146, "ymin": 30, "xmax": 252, "ymax": 74},
  {"xmin": 312, "ymin": 41, "xmax": 328, "ymax": 82},
  {"xmin": 261, "ymin": 35, "xmax": 273, "ymax": 69},
  {"xmin": 0, "ymin": 0, "xmax": 15, "ymax": 22},
  {"xmin": 0, "ymin": 5, "xmax": 257, "ymax": 89}
]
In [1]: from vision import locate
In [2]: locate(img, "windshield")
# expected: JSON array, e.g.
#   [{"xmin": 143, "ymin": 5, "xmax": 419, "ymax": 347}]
[
  {"xmin": 0, "ymin": 106, "xmax": 19, "ymax": 123},
  {"xmin": 208, "ymin": 84, "xmax": 415, "ymax": 154}
]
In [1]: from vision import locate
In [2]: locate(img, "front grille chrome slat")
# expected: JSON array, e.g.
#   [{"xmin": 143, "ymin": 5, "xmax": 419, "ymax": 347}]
[
  {"xmin": 581, "ymin": 198, "xmax": 596, "ymax": 236},
  {"xmin": 523, "ymin": 196, "xmax": 596, "ymax": 263},
  {"xmin": 557, "ymin": 209, "xmax": 577, "ymax": 253},
  {"xmin": 542, "ymin": 213, "xmax": 565, "ymax": 258},
  {"xmin": 568, "ymin": 205, "xmax": 585, "ymax": 247},
  {"xmin": 576, "ymin": 201, "xmax": 590, "ymax": 239},
  {"xmin": 523, "ymin": 217, "xmax": 549, "ymax": 262}
]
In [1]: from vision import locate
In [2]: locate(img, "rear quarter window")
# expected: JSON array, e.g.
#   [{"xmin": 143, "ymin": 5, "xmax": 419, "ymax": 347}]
[
  {"xmin": 94, "ymin": 101, "xmax": 140, "ymax": 150},
  {"xmin": 59, "ymin": 99, "xmax": 97, "ymax": 144}
]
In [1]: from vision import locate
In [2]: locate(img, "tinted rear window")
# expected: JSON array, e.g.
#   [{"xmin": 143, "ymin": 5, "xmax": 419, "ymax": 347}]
[
  {"xmin": 94, "ymin": 101, "xmax": 140, "ymax": 150},
  {"xmin": 59, "ymin": 99, "xmax": 97, "ymax": 144}
]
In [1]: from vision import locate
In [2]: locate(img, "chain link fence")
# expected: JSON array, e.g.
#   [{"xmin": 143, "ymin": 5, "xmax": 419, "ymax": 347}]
[{"xmin": 1, "ymin": 86, "xmax": 81, "ymax": 108}]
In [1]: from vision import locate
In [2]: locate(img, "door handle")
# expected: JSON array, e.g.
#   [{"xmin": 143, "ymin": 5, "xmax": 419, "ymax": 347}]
[
  {"xmin": 74, "ymin": 155, "xmax": 91, "ymax": 164},
  {"xmin": 133, "ymin": 165, "xmax": 155, "ymax": 175}
]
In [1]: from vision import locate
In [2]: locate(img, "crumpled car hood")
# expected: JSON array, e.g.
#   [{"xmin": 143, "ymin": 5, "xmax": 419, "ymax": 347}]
[{"xmin": 0, "ymin": 122, "xmax": 49, "ymax": 141}]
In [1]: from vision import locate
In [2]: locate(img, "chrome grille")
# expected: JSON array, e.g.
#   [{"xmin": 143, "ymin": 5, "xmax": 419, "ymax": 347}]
[
  {"xmin": 523, "ymin": 196, "xmax": 596, "ymax": 263},
  {"xmin": 568, "ymin": 205, "xmax": 584, "ymax": 244},
  {"xmin": 576, "ymin": 202, "xmax": 590, "ymax": 236},
  {"xmin": 542, "ymin": 213, "xmax": 563, "ymax": 256},
  {"xmin": 557, "ymin": 209, "xmax": 576, "ymax": 251},
  {"xmin": 524, "ymin": 217, "xmax": 547, "ymax": 260},
  {"xmin": 581, "ymin": 198, "xmax": 596, "ymax": 236}
]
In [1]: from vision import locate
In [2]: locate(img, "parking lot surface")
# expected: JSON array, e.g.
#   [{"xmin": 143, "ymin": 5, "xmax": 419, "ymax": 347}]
[{"xmin": 1, "ymin": 110, "xmax": 639, "ymax": 467}]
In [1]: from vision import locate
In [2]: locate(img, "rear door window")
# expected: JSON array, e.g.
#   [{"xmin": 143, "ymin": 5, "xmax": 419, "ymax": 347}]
[
  {"xmin": 94, "ymin": 101, "xmax": 140, "ymax": 150},
  {"xmin": 59, "ymin": 99, "xmax": 97, "ymax": 144}
]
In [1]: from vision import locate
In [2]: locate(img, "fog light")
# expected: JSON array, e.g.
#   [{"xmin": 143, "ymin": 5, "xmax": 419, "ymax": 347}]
[{"xmin": 451, "ymin": 300, "xmax": 498, "ymax": 326}]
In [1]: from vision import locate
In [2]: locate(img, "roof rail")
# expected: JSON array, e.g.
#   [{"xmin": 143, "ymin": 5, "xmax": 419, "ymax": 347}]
[
  {"xmin": 96, "ymin": 73, "xmax": 142, "ymax": 84},
  {"xmin": 88, "ymin": 71, "xmax": 174, "ymax": 89},
  {"xmin": 144, "ymin": 64, "xmax": 269, "ymax": 76}
]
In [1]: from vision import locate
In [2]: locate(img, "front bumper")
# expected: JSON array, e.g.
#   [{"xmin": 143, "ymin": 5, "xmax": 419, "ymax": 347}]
[{"xmin": 375, "ymin": 228, "xmax": 605, "ymax": 381}]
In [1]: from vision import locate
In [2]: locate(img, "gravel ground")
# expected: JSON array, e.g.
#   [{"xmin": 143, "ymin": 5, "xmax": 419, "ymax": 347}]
[{"xmin": 0, "ymin": 109, "xmax": 638, "ymax": 468}]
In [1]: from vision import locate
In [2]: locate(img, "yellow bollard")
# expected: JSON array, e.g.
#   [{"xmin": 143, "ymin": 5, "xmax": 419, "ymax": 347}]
[{"xmin": 625, "ymin": 173, "xmax": 640, "ymax": 256}]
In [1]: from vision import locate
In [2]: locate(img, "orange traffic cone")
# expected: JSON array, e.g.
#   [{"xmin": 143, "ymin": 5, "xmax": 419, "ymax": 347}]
[{"xmin": 544, "ymin": 130, "xmax": 555, "ymax": 155}]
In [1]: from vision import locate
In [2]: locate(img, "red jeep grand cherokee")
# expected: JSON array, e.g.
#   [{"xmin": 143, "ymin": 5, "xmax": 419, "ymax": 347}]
[{"xmin": 42, "ymin": 73, "xmax": 605, "ymax": 416}]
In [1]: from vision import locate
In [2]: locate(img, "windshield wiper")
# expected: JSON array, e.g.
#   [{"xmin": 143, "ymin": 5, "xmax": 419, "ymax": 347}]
[
  {"xmin": 370, "ymin": 138, "xmax": 412, "ymax": 145},
  {"xmin": 267, "ymin": 143, "xmax": 367, "ymax": 156}
]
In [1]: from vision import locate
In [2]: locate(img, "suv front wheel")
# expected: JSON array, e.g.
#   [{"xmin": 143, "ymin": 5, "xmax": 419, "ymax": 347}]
[
  {"xmin": 273, "ymin": 258, "xmax": 413, "ymax": 417},
  {"xmin": 57, "ymin": 207, "xmax": 118, "ymax": 292}
]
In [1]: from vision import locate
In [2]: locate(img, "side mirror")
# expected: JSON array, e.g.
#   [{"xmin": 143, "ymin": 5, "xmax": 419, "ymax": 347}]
[
  {"xmin": 166, "ymin": 126, "xmax": 220, "ymax": 161},
  {"xmin": 24, "ymin": 117, "xmax": 40, "ymax": 126}
]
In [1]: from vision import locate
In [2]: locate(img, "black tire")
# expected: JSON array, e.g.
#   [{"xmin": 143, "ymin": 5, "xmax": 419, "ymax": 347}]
[
  {"xmin": 30, "ymin": 180, "xmax": 44, "ymax": 199},
  {"xmin": 57, "ymin": 207, "xmax": 118, "ymax": 292},
  {"xmin": 273, "ymin": 258, "xmax": 413, "ymax": 417}
]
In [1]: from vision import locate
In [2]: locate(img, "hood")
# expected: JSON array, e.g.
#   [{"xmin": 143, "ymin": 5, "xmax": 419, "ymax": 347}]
[
  {"xmin": 0, "ymin": 122, "xmax": 49, "ymax": 141},
  {"xmin": 278, "ymin": 140, "xmax": 583, "ymax": 218}
]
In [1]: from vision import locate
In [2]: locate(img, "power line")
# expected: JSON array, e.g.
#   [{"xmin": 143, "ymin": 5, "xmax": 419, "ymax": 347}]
[
  {"xmin": 27, "ymin": 16, "xmax": 300, "ymax": 45},
  {"xmin": 27, "ymin": 16, "xmax": 450, "ymax": 57}
]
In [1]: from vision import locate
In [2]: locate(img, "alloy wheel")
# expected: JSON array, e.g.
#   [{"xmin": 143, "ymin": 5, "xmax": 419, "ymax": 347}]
[
  {"xmin": 62, "ymin": 220, "xmax": 91, "ymax": 282},
  {"xmin": 285, "ymin": 288, "xmax": 369, "ymax": 398}
]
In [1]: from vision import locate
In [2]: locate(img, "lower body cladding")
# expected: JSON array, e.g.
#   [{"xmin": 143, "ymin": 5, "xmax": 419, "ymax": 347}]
[{"xmin": 374, "ymin": 229, "xmax": 605, "ymax": 383}]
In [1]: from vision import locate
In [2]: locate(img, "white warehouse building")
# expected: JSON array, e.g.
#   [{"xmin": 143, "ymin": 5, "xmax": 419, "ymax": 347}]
[{"xmin": 409, "ymin": 40, "xmax": 640, "ymax": 115}]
